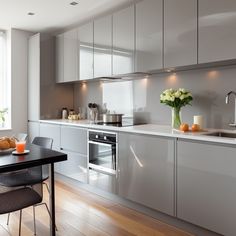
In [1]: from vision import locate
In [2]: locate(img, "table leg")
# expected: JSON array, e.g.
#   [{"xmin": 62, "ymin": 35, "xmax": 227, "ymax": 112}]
[{"xmin": 49, "ymin": 163, "xmax": 56, "ymax": 236}]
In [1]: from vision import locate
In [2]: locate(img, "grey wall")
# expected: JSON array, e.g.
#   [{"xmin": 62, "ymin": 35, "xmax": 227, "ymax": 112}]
[
  {"xmin": 74, "ymin": 65, "xmax": 236, "ymax": 129},
  {"xmin": 40, "ymin": 36, "xmax": 74, "ymax": 119}
]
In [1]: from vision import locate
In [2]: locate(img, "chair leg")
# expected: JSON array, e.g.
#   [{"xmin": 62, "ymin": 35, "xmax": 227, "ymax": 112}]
[
  {"xmin": 6, "ymin": 213, "xmax": 10, "ymax": 225},
  {"xmin": 43, "ymin": 203, "xmax": 58, "ymax": 231},
  {"xmin": 33, "ymin": 206, "xmax": 36, "ymax": 236},
  {"xmin": 43, "ymin": 182, "xmax": 50, "ymax": 193},
  {"xmin": 19, "ymin": 210, "xmax": 22, "ymax": 236},
  {"xmin": 34, "ymin": 202, "xmax": 58, "ymax": 231}
]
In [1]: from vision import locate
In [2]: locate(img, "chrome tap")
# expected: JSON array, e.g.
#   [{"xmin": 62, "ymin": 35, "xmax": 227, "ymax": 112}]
[{"xmin": 225, "ymin": 91, "xmax": 236, "ymax": 127}]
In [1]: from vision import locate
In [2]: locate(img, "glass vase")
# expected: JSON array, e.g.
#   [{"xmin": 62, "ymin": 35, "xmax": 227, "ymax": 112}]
[{"xmin": 172, "ymin": 107, "xmax": 181, "ymax": 129}]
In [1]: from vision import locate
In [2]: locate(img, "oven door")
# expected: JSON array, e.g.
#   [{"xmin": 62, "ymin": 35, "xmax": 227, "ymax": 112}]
[{"xmin": 88, "ymin": 140, "xmax": 117, "ymax": 175}]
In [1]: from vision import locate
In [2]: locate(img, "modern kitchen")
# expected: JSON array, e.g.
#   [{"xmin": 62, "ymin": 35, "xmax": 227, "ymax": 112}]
[{"xmin": 0, "ymin": 0, "xmax": 236, "ymax": 235}]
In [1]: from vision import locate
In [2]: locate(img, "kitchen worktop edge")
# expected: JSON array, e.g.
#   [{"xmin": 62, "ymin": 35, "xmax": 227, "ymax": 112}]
[{"xmin": 39, "ymin": 119, "xmax": 236, "ymax": 145}]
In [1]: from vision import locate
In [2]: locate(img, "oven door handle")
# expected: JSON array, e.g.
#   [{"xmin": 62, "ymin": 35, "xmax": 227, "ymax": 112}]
[{"xmin": 88, "ymin": 140, "xmax": 114, "ymax": 147}]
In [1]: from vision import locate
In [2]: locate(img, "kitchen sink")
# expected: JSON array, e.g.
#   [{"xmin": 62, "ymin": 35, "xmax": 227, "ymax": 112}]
[{"xmin": 203, "ymin": 132, "xmax": 236, "ymax": 138}]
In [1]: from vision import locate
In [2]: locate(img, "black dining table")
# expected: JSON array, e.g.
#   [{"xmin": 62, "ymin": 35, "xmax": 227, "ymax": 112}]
[{"xmin": 0, "ymin": 143, "xmax": 67, "ymax": 236}]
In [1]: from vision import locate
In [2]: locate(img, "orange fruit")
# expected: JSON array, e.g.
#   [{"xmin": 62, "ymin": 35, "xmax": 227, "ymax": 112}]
[
  {"xmin": 180, "ymin": 123, "xmax": 189, "ymax": 132},
  {"xmin": 191, "ymin": 124, "xmax": 200, "ymax": 132}
]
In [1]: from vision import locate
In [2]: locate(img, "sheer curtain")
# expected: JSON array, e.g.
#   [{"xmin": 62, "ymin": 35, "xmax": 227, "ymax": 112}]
[{"xmin": 0, "ymin": 31, "xmax": 9, "ymax": 128}]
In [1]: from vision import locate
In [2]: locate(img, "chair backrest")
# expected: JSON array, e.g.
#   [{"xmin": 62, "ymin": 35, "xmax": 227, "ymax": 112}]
[
  {"xmin": 14, "ymin": 133, "xmax": 28, "ymax": 141},
  {"xmin": 32, "ymin": 137, "xmax": 53, "ymax": 149}
]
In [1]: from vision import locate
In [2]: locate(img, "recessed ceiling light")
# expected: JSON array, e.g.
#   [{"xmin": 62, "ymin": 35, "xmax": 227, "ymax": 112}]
[
  {"xmin": 70, "ymin": 1, "xmax": 78, "ymax": 6},
  {"xmin": 28, "ymin": 12, "xmax": 35, "ymax": 16}
]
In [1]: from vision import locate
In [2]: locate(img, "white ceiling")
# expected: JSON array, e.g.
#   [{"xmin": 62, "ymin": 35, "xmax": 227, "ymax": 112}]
[{"xmin": 0, "ymin": 0, "xmax": 134, "ymax": 34}]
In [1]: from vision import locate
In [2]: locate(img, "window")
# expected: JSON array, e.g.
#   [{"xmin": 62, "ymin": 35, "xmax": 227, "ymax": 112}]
[{"xmin": 0, "ymin": 31, "xmax": 10, "ymax": 129}]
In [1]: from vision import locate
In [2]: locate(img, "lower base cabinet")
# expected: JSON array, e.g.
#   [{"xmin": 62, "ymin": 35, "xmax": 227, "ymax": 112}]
[
  {"xmin": 177, "ymin": 139, "xmax": 236, "ymax": 236},
  {"xmin": 28, "ymin": 121, "xmax": 40, "ymax": 142},
  {"xmin": 59, "ymin": 150, "xmax": 87, "ymax": 183},
  {"xmin": 118, "ymin": 133, "xmax": 175, "ymax": 216},
  {"xmin": 88, "ymin": 169, "xmax": 117, "ymax": 194}
]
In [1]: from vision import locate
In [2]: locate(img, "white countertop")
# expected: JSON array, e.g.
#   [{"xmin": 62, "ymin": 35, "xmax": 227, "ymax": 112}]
[{"xmin": 39, "ymin": 119, "xmax": 236, "ymax": 145}]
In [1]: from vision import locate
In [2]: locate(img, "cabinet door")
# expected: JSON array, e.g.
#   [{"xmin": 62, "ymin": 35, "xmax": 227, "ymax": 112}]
[
  {"xmin": 118, "ymin": 133, "xmax": 174, "ymax": 216},
  {"xmin": 28, "ymin": 121, "xmax": 40, "ymax": 143},
  {"xmin": 94, "ymin": 15, "xmax": 112, "ymax": 77},
  {"xmin": 135, "ymin": 0, "xmax": 163, "ymax": 71},
  {"xmin": 113, "ymin": 6, "xmax": 135, "ymax": 75},
  {"xmin": 164, "ymin": 0, "xmax": 197, "ymax": 67},
  {"xmin": 63, "ymin": 29, "xmax": 78, "ymax": 82},
  {"xmin": 28, "ymin": 33, "xmax": 40, "ymax": 121},
  {"xmin": 78, "ymin": 22, "xmax": 93, "ymax": 80},
  {"xmin": 39, "ymin": 123, "xmax": 60, "ymax": 151},
  {"xmin": 61, "ymin": 126, "xmax": 87, "ymax": 154},
  {"xmin": 39, "ymin": 123, "xmax": 61, "ymax": 172},
  {"xmin": 177, "ymin": 140, "xmax": 236, "ymax": 236},
  {"xmin": 199, "ymin": 0, "xmax": 236, "ymax": 63},
  {"xmin": 59, "ymin": 150, "xmax": 87, "ymax": 183},
  {"xmin": 55, "ymin": 33, "xmax": 64, "ymax": 83}
]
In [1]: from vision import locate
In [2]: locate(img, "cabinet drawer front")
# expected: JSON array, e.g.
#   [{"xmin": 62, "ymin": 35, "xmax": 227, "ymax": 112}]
[
  {"xmin": 59, "ymin": 150, "xmax": 87, "ymax": 183},
  {"xmin": 61, "ymin": 126, "xmax": 87, "ymax": 154},
  {"xmin": 39, "ymin": 123, "xmax": 60, "ymax": 150}
]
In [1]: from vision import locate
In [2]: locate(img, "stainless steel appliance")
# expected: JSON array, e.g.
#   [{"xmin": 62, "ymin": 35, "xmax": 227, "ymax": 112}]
[
  {"xmin": 88, "ymin": 130, "xmax": 118, "ymax": 193},
  {"xmin": 102, "ymin": 113, "xmax": 123, "ymax": 123}
]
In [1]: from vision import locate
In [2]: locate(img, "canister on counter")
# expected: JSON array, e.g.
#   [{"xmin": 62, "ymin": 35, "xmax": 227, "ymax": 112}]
[
  {"xmin": 193, "ymin": 115, "xmax": 203, "ymax": 129},
  {"xmin": 62, "ymin": 108, "xmax": 68, "ymax": 119}
]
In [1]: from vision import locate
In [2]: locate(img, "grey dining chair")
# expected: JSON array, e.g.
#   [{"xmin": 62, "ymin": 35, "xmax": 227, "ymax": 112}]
[
  {"xmin": 0, "ymin": 166, "xmax": 43, "ymax": 236},
  {"xmin": 0, "ymin": 136, "xmax": 56, "ymax": 233}
]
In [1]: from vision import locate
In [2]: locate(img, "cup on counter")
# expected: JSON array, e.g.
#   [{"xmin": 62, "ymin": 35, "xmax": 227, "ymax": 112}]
[
  {"xmin": 193, "ymin": 115, "xmax": 203, "ymax": 130},
  {"xmin": 15, "ymin": 141, "xmax": 26, "ymax": 153}
]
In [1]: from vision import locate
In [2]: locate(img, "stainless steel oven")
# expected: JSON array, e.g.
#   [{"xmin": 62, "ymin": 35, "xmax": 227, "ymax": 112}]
[
  {"xmin": 88, "ymin": 130, "xmax": 117, "ymax": 175},
  {"xmin": 88, "ymin": 130, "xmax": 118, "ymax": 193}
]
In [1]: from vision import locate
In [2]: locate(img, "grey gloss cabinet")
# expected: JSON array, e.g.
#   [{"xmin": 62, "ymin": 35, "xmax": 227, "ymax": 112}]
[
  {"xmin": 60, "ymin": 126, "xmax": 87, "ymax": 183},
  {"xmin": 78, "ymin": 22, "xmax": 94, "ymax": 80},
  {"xmin": 39, "ymin": 123, "xmax": 61, "ymax": 151},
  {"xmin": 28, "ymin": 33, "xmax": 40, "ymax": 121},
  {"xmin": 164, "ymin": 0, "xmax": 197, "ymax": 67},
  {"xmin": 39, "ymin": 123, "xmax": 61, "ymax": 172},
  {"xmin": 118, "ymin": 133, "xmax": 175, "ymax": 216},
  {"xmin": 199, "ymin": 0, "xmax": 236, "ymax": 63},
  {"xmin": 94, "ymin": 15, "xmax": 112, "ymax": 77},
  {"xmin": 63, "ymin": 29, "xmax": 78, "ymax": 82},
  {"xmin": 135, "ymin": 0, "xmax": 163, "ymax": 71},
  {"xmin": 55, "ymin": 33, "xmax": 64, "ymax": 83},
  {"xmin": 177, "ymin": 140, "xmax": 236, "ymax": 236},
  {"xmin": 113, "ymin": 6, "xmax": 135, "ymax": 75}
]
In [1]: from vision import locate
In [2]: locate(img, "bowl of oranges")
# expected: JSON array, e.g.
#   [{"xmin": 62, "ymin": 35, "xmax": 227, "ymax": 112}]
[{"xmin": 179, "ymin": 123, "xmax": 201, "ymax": 132}]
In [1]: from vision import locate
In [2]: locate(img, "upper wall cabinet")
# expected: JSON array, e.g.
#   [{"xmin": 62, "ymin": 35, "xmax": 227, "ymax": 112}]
[
  {"xmin": 113, "ymin": 6, "xmax": 135, "ymax": 75},
  {"xmin": 199, "ymin": 0, "xmax": 236, "ymax": 63},
  {"xmin": 78, "ymin": 22, "xmax": 94, "ymax": 80},
  {"xmin": 63, "ymin": 29, "xmax": 79, "ymax": 82},
  {"xmin": 28, "ymin": 33, "xmax": 40, "ymax": 121},
  {"xmin": 55, "ymin": 33, "xmax": 64, "ymax": 83},
  {"xmin": 94, "ymin": 15, "xmax": 112, "ymax": 78},
  {"xmin": 135, "ymin": 0, "xmax": 163, "ymax": 72},
  {"xmin": 164, "ymin": 0, "xmax": 197, "ymax": 68},
  {"xmin": 56, "ymin": 29, "xmax": 79, "ymax": 83}
]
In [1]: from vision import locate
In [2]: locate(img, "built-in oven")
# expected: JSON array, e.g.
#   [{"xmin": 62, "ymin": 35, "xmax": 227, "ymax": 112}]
[{"xmin": 88, "ymin": 130, "xmax": 118, "ymax": 193}]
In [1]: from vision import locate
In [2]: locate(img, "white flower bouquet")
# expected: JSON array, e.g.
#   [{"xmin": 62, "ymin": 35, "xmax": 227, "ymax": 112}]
[
  {"xmin": 160, "ymin": 88, "xmax": 193, "ymax": 129},
  {"xmin": 160, "ymin": 88, "xmax": 193, "ymax": 108}
]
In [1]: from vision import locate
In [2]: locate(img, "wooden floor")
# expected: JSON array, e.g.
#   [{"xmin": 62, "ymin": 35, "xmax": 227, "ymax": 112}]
[{"xmin": 0, "ymin": 181, "xmax": 193, "ymax": 236}]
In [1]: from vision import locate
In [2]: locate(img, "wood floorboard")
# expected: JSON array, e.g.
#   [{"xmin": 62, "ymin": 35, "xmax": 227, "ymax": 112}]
[{"xmin": 0, "ymin": 180, "xmax": 194, "ymax": 236}]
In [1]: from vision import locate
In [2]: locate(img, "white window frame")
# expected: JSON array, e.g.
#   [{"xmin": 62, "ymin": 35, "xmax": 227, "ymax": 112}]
[{"xmin": 0, "ymin": 30, "xmax": 11, "ymax": 129}]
